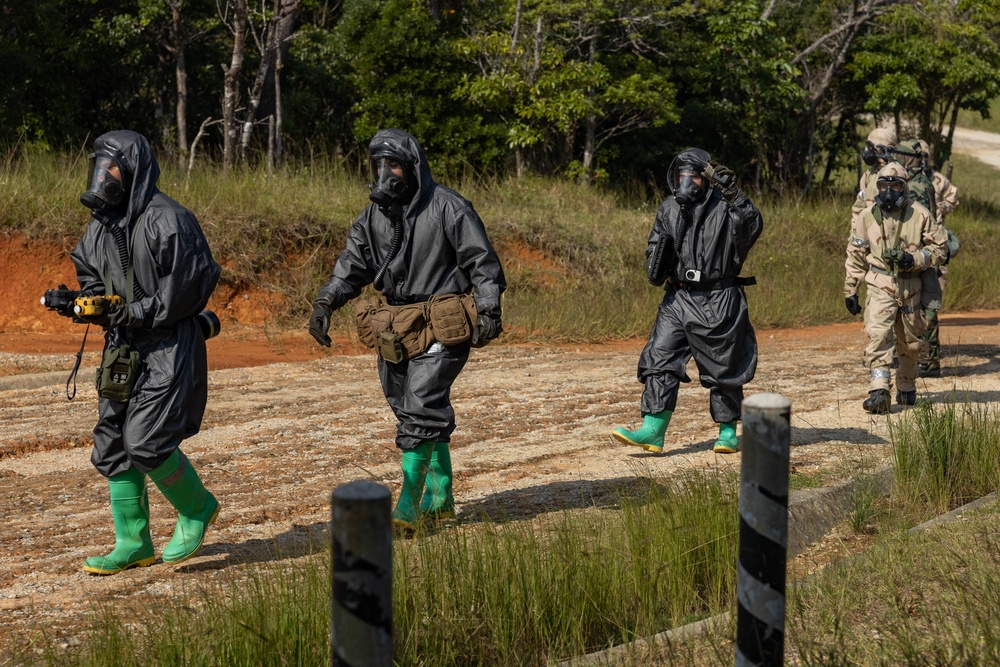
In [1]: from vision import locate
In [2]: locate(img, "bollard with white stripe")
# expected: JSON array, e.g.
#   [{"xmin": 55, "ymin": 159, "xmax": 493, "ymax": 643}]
[
  {"xmin": 330, "ymin": 481, "xmax": 393, "ymax": 667},
  {"xmin": 736, "ymin": 393, "xmax": 791, "ymax": 667}
]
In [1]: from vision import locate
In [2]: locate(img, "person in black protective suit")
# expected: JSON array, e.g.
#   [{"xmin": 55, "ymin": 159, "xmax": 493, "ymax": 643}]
[
  {"xmin": 309, "ymin": 128, "xmax": 506, "ymax": 530},
  {"xmin": 611, "ymin": 148, "xmax": 763, "ymax": 454},
  {"xmin": 70, "ymin": 130, "xmax": 222, "ymax": 574}
]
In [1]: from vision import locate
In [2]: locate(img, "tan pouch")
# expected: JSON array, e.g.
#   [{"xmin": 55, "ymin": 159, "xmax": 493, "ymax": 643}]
[
  {"xmin": 353, "ymin": 296, "xmax": 382, "ymax": 348},
  {"xmin": 390, "ymin": 303, "xmax": 433, "ymax": 359},
  {"xmin": 428, "ymin": 294, "xmax": 475, "ymax": 346}
]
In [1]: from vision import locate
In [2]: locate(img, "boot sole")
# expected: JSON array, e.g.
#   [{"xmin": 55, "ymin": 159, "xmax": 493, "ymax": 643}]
[
  {"xmin": 610, "ymin": 431, "xmax": 663, "ymax": 453},
  {"xmin": 83, "ymin": 556, "xmax": 156, "ymax": 575},
  {"xmin": 162, "ymin": 503, "xmax": 220, "ymax": 565}
]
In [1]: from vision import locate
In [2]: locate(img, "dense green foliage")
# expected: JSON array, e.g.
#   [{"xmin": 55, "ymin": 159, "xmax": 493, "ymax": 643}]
[{"xmin": 3, "ymin": 0, "xmax": 999, "ymax": 190}]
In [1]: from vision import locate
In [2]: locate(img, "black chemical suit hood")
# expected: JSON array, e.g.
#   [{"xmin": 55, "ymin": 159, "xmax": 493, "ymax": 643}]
[
  {"xmin": 91, "ymin": 130, "xmax": 161, "ymax": 229},
  {"xmin": 368, "ymin": 128, "xmax": 436, "ymax": 220}
]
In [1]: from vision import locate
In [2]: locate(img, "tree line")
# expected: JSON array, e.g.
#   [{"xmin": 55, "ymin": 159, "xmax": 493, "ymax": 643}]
[{"xmin": 2, "ymin": 0, "xmax": 999, "ymax": 192}]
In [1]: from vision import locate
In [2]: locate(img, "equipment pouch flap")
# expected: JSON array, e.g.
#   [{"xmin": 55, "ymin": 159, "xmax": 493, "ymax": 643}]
[
  {"xmin": 95, "ymin": 342, "xmax": 141, "ymax": 403},
  {"xmin": 428, "ymin": 294, "xmax": 474, "ymax": 346},
  {"xmin": 390, "ymin": 303, "xmax": 432, "ymax": 359}
]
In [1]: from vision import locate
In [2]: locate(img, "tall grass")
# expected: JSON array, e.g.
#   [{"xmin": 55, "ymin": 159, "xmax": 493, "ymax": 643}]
[
  {"xmin": 890, "ymin": 399, "xmax": 1000, "ymax": 516},
  {"xmin": 3, "ymin": 142, "xmax": 999, "ymax": 338},
  {"xmin": 789, "ymin": 504, "xmax": 1000, "ymax": 666},
  {"xmin": 30, "ymin": 473, "xmax": 738, "ymax": 667}
]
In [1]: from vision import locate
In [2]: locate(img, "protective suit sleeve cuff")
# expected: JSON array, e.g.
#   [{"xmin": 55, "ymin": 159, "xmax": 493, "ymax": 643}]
[
  {"xmin": 126, "ymin": 302, "xmax": 148, "ymax": 329},
  {"xmin": 314, "ymin": 283, "xmax": 347, "ymax": 312}
]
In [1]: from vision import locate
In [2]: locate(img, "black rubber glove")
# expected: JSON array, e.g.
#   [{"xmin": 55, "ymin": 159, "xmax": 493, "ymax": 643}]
[
  {"xmin": 471, "ymin": 310, "xmax": 502, "ymax": 347},
  {"xmin": 898, "ymin": 251, "xmax": 915, "ymax": 271},
  {"xmin": 309, "ymin": 303, "xmax": 332, "ymax": 347},
  {"xmin": 703, "ymin": 161, "xmax": 739, "ymax": 201},
  {"xmin": 845, "ymin": 294, "xmax": 861, "ymax": 316}
]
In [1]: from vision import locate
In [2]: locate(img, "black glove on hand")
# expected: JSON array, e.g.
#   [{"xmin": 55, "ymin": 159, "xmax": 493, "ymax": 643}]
[
  {"xmin": 845, "ymin": 294, "xmax": 862, "ymax": 316},
  {"xmin": 80, "ymin": 302, "xmax": 127, "ymax": 329},
  {"xmin": 898, "ymin": 251, "xmax": 915, "ymax": 271},
  {"xmin": 309, "ymin": 303, "xmax": 332, "ymax": 347},
  {"xmin": 471, "ymin": 311, "xmax": 502, "ymax": 347},
  {"xmin": 703, "ymin": 161, "xmax": 739, "ymax": 201}
]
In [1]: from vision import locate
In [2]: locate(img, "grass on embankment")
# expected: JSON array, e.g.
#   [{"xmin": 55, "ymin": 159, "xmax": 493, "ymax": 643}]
[
  {"xmin": 3, "ymin": 144, "xmax": 999, "ymax": 340},
  {"xmin": 25, "ymin": 473, "xmax": 739, "ymax": 667}
]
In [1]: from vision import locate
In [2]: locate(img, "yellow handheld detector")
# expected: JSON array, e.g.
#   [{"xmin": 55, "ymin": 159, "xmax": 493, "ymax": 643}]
[{"xmin": 73, "ymin": 295, "xmax": 125, "ymax": 317}]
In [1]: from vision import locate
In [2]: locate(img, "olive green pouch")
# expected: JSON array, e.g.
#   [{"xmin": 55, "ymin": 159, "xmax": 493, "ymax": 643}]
[
  {"xmin": 95, "ymin": 343, "xmax": 141, "ymax": 403},
  {"xmin": 377, "ymin": 331, "xmax": 404, "ymax": 364}
]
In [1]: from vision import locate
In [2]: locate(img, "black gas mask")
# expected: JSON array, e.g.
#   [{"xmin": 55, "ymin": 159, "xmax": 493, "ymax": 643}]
[
  {"xmin": 861, "ymin": 141, "xmax": 893, "ymax": 167},
  {"xmin": 368, "ymin": 154, "xmax": 415, "ymax": 210},
  {"xmin": 80, "ymin": 152, "xmax": 127, "ymax": 212},
  {"xmin": 673, "ymin": 166, "xmax": 705, "ymax": 206},
  {"xmin": 875, "ymin": 177, "xmax": 907, "ymax": 213}
]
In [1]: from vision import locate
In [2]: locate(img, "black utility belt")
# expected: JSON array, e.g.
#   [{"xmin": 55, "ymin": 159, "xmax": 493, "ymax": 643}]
[{"xmin": 669, "ymin": 275, "xmax": 756, "ymax": 291}]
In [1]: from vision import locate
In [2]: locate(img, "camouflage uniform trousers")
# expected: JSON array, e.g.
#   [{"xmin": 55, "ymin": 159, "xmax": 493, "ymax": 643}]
[
  {"xmin": 918, "ymin": 265, "xmax": 948, "ymax": 369},
  {"xmin": 864, "ymin": 282, "xmax": 926, "ymax": 393}
]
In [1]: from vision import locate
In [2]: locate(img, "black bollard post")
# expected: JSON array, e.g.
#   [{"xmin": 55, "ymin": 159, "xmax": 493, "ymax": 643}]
[
  {"xmin": 330, "ymin": 481, "xmax": 393, "ymax": 667},
  {"xmin": 736, "ymin": 393, "xmax": 791, "ymax": 667}
]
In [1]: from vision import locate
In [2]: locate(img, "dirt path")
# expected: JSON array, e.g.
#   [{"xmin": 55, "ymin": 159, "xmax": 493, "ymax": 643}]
[
  {"xmin": 2, "ymin": 126, "xmax": 999, "ymax": 659},
  {"xmin": 1, "ymin": 309, "xmax": 999, "ymax": 657}
]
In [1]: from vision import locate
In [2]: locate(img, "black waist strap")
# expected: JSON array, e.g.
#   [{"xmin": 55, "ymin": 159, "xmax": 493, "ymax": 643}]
[{"xmin": 670, "ymin": 276, "xmax": 756, "ymax": 291}]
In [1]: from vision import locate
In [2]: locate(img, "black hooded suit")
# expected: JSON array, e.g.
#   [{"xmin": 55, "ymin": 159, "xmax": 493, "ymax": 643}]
[
  {"xmin": 637, "ymin": 148, "xmax": 763, "ymax": 423},
  {"xmin": 71, "ymin": 131, "xmax": 221, "ymax": 476},
  {"xmin": 314, "ymin": 129, "xmax": 506, "ymax": 450}
]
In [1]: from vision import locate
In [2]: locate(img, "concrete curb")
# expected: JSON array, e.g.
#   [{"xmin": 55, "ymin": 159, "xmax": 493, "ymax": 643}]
[{"xmin": 0, "ymin": 370, "xmax": 83, "ymax": 392}]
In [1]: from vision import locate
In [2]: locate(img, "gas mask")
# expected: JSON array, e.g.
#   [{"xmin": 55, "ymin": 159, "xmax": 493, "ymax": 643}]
[
  {"xmin": 862, "ymin": 141, "xmax": 893, "ymax": 167},
  {"xmin": 875, "ymin": 177, "xmax": 907, "ymax": 213},
  {"xmin": 368, "ymin": 155, "xmax": 415, "ymax": 209},
  {"xmin": 673, "ymin": 167, "xmax": 705, "ymax": 206},
  {"xmin": 80, "ymin": 152, "xmax": 127, "ymax": 212}
]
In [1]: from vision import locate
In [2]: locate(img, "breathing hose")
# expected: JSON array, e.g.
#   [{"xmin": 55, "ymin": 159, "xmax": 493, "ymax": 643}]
[{"xmin": 373, "ymin": 209, "xmax": 404, "ymax": 291}]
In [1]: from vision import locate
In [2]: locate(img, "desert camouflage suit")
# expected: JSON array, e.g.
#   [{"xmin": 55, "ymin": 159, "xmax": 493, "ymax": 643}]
[
  {"xmin": 918, "ymin": 168, "xmax": 960, "ymax": 371},
  {"xmin": 844, "ymin": 198, "xmax": 947, "ymax": 393},
  {"xmin": 851, "ymin": 127, "xmax": 899, "ymax": 231}
]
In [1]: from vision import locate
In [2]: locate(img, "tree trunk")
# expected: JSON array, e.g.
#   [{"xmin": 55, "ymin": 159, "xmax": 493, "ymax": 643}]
[
  {"xmin": 274, "ymin": 39, "xmax": 284, "ymax": 169},
  {"xmin": 171, "ymin": 2, "xmax": 189, "ymax": 167},
  {"xmin": 222, "ymin": 0, "xmax": 249, "ymax": 171}
]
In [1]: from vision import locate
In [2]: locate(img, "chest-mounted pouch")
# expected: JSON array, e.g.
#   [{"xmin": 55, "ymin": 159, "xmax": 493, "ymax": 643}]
[{"xmin": 95, "ymin": 342, "xmax": 142, "ymax": 402}]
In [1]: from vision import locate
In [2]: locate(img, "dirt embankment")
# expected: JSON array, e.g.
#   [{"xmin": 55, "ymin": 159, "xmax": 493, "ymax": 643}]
[{"xmin": 1, "ymin": 233, "xmax": 999, "ymax": 659}]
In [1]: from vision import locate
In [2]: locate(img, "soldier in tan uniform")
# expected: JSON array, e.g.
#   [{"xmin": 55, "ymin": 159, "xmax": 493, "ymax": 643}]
[
  {"xmin": 844, "ymin": 162, "xmax": 948, "ymax": 414},
  {"xmin": 915, "ymin": 139, "xmax": 960, "ymax": 377},
  {"xmin": 852, "ymin": 127, "xmax": 899, "ymax": 228}
]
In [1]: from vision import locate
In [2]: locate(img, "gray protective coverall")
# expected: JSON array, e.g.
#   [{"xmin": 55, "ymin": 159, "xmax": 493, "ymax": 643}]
[
  {"xmin": 314, "ymin": 129, "xmax": 506, "ymax": 450},
  {"xmin": 71, "ymin": 131, "xmax": 221, "ymax": 477},
  {"xmin": 638, "ymin": 149, "xmax": 764, "ymax": 423}
]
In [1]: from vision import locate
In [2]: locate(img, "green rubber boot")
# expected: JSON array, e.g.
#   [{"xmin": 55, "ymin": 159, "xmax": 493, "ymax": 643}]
[
  {"xmin": 148, "ymin": 449, "xmax": 220, "ymax": 564},
  {"xmin": 713, "ymin": 421, "xmax": 739, "ymax": 454},
  {"xmin": 83, "ymin": 467, "xmax": 156, "ymax": 575},
  {"xmin": 611, "ymin": 410, "xmax": 672, "ymax": 453},
  {"xmin": 420, "ymin": 442, "xmax": 456, "ymax": 520},
  {"xmin": 392, "ymin": 443, "xmax": 433, "ymax": 530}
]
